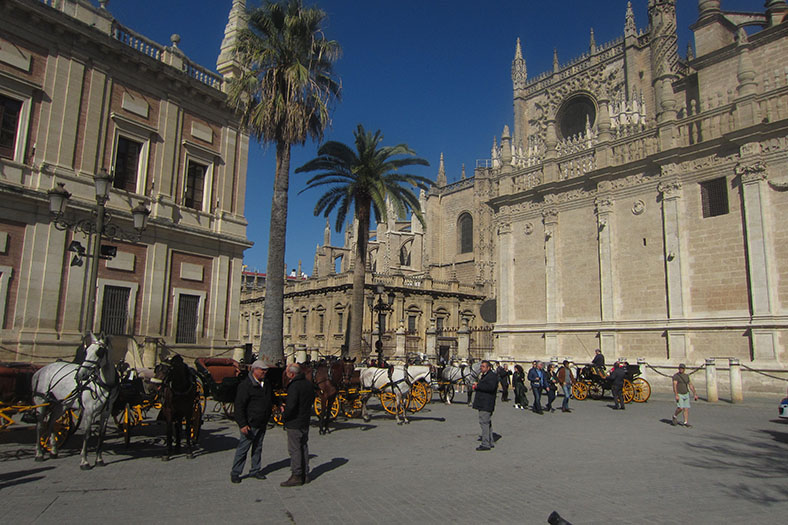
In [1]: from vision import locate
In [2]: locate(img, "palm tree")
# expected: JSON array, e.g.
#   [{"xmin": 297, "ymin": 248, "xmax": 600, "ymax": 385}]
[
  {"xmin": 296, "ymin": 124, "xmax": 431, "ymax": 357},
  {"xmin": 227, "ymin": 0, "xmax": 341, "ymax": 362}
]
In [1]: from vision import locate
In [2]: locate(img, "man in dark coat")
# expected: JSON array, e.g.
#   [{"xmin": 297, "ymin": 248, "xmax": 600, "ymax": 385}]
[
  {"xmin": 231, "ymin": 359, "xmax": 274, "ymax": 483},
  {"xmin": 281, "ymin": 363, "xmax": 315, "ymax": 486},
  {"xmin": 527, "ymin": 361, "xmax": 545, "ymax": 414},
  {"xmin": 608, "ymin": 362, "xmax": 627, "ymax": 410},
  {"xmin": 497, "ymin": 363, "xmax": 512, "ymax": 402},
  {"xmin": 472, "ymin": 360, "xmax": 497, "ymax": 451}
]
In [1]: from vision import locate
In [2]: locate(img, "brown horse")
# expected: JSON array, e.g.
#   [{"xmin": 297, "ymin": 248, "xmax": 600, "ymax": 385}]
[
  {"xmin": 285, "ymin": 358, "xmax": 354, "ymax": 434},
  {"xmin": 152, "ymin": 355, "xmax": 199, "ymax": 460}
]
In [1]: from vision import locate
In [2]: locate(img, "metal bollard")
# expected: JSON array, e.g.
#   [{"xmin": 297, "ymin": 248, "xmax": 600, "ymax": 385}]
[
  {"xmin": 705, "ymin": 358, "xmax": 718, "ymax": 403},
  {"xmin": 729, "ymin": 358, "xmax": 743, "ymax": 403}
]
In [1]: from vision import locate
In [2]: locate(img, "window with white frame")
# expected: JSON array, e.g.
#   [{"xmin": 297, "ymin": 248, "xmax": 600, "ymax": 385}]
[
  {"xmin": 110, "ymin": 113, "xmax": 155, "ymax": 195},
  {"xmin": 182, "ymin": 141, "xmax": 218, "ymax": 213},
  {"xmin": 172, "ymin": 288, "xmax": 206, "ymax": 344},
  {"xmin": 0, "ymin": 82, "xmax": 33, "ymax": 163},
  {"xmin": 185, "ymin": 159, "xmax": 207, "ymax": 211}
]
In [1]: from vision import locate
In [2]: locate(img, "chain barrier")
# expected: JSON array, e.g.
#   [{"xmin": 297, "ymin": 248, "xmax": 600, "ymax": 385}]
[
  {"xmin": 645, "ymin": 362, "xmax": 705, "ymax": 378},
  {"xmin": 0, "ymin": 344, "xmax": 75, "ymax": 361},
  {"xmin": 739, "ymin": 363, "xmax": 788, "ymax": 383}
]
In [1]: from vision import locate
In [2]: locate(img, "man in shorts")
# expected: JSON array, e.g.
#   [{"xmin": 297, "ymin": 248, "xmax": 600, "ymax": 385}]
[{"xmin": 672, "ymin": 363, "xmax": 698, "ymax": 427}]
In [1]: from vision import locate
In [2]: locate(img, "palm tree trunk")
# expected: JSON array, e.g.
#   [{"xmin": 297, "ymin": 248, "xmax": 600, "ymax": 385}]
[
  {"xmin": 260, "ymin": 141, "xmax": 290, "ymax": 363},
  {"xmin": 348, "ymin": 198, "xmax": 370, "ymax": 358}
]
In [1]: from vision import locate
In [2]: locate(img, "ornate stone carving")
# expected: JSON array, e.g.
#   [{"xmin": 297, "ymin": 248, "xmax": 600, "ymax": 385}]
[
  {"xmin": 660, "ymin": 163, "xmax": 679, "ymax": 177},
  {"xmin": 658, "ymin": 180, "xmax": 682, "ymax": 198},
  {"xmin": 735, "ymin": 161, "xmax": 767, "ymax": 183},
  {"xmin": 739, "ymin": 142, "xmax": 761, "ymax": 157},
  {"xmin": 497, "ymin": 222, "xmax": 512, "ymax": 235},
  {"xmin": 595, "ymin": 195, "xmax": 614, "ymax": 214},
  {"xmin": 542, "ymin": 207, "xmax": 559, "ymax": 223},
  {"xmin": 524, "ymin": 222, "xmax": 534, "ymax": 235},
  {"xmin": 610, "ymin": 172, "xmax": 656, "ymax": 190},
  {"xmin": 632, "ymin": 199, "xmax": 646, "ymax": 215}
]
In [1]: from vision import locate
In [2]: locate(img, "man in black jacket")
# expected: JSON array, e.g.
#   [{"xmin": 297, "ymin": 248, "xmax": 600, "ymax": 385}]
[
  {"xmin": 281, "ymin": 363, "xmax": 315, "ymax": 487},
  {"xmin": 472, "ymin": 360, "xmax": 497, "ymax": 451},
  {"xmin": 230, "ymin": 359, "xmax": 274, "ymax": 483},
  {"xmin": 608, "ymin": 362, "xmax": 627, "ymax": 410},
  {"xmin": 497, "ymin": 363, "xmax": 511, "ymax": 402}
]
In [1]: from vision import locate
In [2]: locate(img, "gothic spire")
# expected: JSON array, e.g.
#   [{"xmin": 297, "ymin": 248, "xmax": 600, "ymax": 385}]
[
  {"xmin": 437, "ymin": 152, "xmax": 447, "ymax": 186},
  {"xmin": 217, "ymin": 0, "xmax": 247, "ymax": 81},
  {"xmin": 589, "ymin": 28, "xmax": 596, "ymax": 53},
  {"xmin": 553, "ymin": 48, "xmax": 559, "ymax": 73},
  {"xmin": 625, "ymin": 1, "xmax": 636, "ymax": 38},
  {"xmin": 511, "ymin": 37, "xmax": 527, "ymax": 91},
  {"xmin": 461, "ymin": 164, "xmax": 466, "ymax": 180}
]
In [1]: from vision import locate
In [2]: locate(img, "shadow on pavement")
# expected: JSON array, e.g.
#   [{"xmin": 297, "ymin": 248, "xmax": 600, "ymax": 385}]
[
  {"xmin": 309, "ymin": 457, "xmax": 348, "ymax": 481},
  {"xmin": 684, "ymin": 430, "xmax": 788, "ymax": 505},
  {"xmin": 0, "ymin": 466, "xmax": 55, "ymax": 490},
  {"xmin": 323, "ymin": 420, "xmax": 377, "ymax": 432},
  {"xmin": 260, "ymin": 457, "xmax": 295, "ymax": 476}
]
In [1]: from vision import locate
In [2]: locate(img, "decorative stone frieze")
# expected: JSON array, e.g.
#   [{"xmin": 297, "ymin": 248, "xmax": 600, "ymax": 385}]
[
  {"xmin": 632, "ymin": 199, "xmax": 646, "ymax": 215},
  {"xmin": 734, "ymin": 161, "xmax": 767, "ymax": 183},
  {"xmin": 658, "ymin": 180, "xmax": 682, "ymax": 199}
]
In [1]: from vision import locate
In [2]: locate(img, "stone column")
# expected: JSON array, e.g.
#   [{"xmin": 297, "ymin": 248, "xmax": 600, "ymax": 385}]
[
  {"xmin": 729, "ymin": 358, "xmax": 743, "ymax": 403},
  {"xmin": 595, "ymin": 193, "xmax": 615, "ymax": 321},
  {"xmin": 659, "ymin": 176, "xmax": 688, "ymax": 359},
  {"xmin": 395, "ymin": 322, "xmax": 406, "ymax": 358},
  {"xmin": 425, "ymin": 320, "xmax": 437, "ymax": 358},
  {"xmin": 497, "ymin": 219, "xmax": 514, "ymax": 325},
  {"xmin": 735, "ymin": 157, "xmax": 778, "ymax": 360},
  {"xmin": 296, "ymin": 346, "xmax": 307, "ymax": 364},
  {"xmin": 705, "ymin": 358, "xmax": 718, "ymax": 403},
  {"xmin": 543, "ymin": 207, "xmax": 559, "ymax": 356},
  {"xmin": 457, "ymin": 324, "xmax": 470, "ymax": 360}
]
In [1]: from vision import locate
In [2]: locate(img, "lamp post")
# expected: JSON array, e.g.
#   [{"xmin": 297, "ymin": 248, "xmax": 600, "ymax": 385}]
[
  {"xmin": 47, "ymin": 169, "xmax": 150, "ymax": 334},
  {"xmin": 369, "ymin": 284, "xmax": 395, "ymax": 366}
]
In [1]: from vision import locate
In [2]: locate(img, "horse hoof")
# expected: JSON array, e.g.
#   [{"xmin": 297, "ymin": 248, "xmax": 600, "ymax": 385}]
[
  {"xmin": 363, "ymin": 417, "xmax": 370, "ymax": 423},
  {"xmin": 34, "ymin": 456, "xmax": 45, "ymax": 462},
  {"xmin": 397, "ymin": 421, "xmax": 403, "ymax": 425},
  {"xmin": 80, "ymin": 464, "xmax": 92, "ymax": 471},
  {"xmin": 95, "ymin": 460, "xmax": 106, "ymax": 467}
]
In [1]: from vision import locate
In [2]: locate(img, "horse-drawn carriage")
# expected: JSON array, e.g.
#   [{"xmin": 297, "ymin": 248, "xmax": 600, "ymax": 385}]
[
  {"xmin": 111, "ymin": 363, "xmax": 161, "ymax": 447},
  {"xmin": 1, "ymin": 361, "xmax": 78, "ymax": 452},
  {"xmin": 571, "ymin": 363, "xmax": 651, "ymax": 403}
]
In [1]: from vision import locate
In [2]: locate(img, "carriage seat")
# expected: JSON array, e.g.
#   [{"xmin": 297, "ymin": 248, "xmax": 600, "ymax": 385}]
[
  {"xmin": 0, "ymin": 362, "xmax": 42, "ymax": 404},
  {"xmin": 195, "ymin": 357, "xmax": 241, "ymax": 385}
]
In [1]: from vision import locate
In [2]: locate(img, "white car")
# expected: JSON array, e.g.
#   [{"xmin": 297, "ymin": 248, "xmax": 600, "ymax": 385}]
[{"xmin": 780, "ymin": 397, "xmax": 788, "ymax": 419}]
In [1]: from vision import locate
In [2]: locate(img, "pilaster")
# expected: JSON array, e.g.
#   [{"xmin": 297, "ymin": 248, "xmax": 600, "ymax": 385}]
[
  {"xmin": 595, "ymin": 194, "xmax": 615, "ymax": 321},
  {"xmin": 496, "ymin": 220, "xmax": 513, "ymax": 324},
  {"xmin": 658, "ymin": 176, "xmax": 685, "ymax": 319},
  {"xmin": 543, "ymin": 208, "xmax": 559, "ymax": 324}
]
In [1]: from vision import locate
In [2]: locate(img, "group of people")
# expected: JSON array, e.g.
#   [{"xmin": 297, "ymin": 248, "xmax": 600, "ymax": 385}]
[
  {"xmin": 230, "ymin": 359, "xmax": 314, "ymax": 486},
  {"xmin": 494, "ymin": 360, "xmax": 576, "ymax": 414}
]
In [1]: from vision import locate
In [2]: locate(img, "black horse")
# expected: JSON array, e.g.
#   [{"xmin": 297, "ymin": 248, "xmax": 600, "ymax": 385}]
[{"xmin": 153, "ymin": 355, "xmax": 200, "ymax": 460}]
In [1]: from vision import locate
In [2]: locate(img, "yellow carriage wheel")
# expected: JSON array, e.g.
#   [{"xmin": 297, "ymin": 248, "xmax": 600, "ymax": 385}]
[
  {"xmin": 379, "ymin": 392, "xmax": 398, "ymax": 415},
  {"xmin": 221, "ymin": 402, "xmax": 235, "ymax": 420},
  {"xmin": 272, "ymin": 406, "xmax": 283, "ymax": 426},
  {"xmin": 571, "ymin": 382, "xmax": 589, "ymax": 401},
  {"xmin": 190, "ymin": 401, "xmax": 202, "ymax": 442},
  {"xmin": 632, "ymin": 378, "xmax": 651, "ymax": 402},
  {"xmin": 622, "ymin": 379, "xmax": 635, "ymax": 404},
  {"xmin": 589, "ymin": 383, "xmax": 604, "ymax": 400},
  {"xmin": 40, "ymin": 409, "xmax": 73, "ymax": 452},
  {"xmin": 407, "ymin": 380, "xmax": 430, "ymax": 413},
  {"xmin": 195, "ymin": 379, "xmax": 207, "ymax": 413},
  {"xmin": 313, "ymin": 397, "xmax": 340, "ymax": 419},
  {"xmin": 340, "ymin": 393, "xmax": 362, "ymax": 418}
]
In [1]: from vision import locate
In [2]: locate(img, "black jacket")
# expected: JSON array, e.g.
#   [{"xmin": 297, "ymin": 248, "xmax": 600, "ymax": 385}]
[
  {"xmin": 497, "ymin": 367, "xmax": 511, "ymax": 387},
  {"xmin": 234, "ymin": 373, "xmax": 274, "ymax": 429},
  {"xmin": 472, "ymin": 369, "xmax": 498, "ymax": 412},
  {"xmin": 283, "ymin": 372, "xmax": 314, "ymax": 430},
  {"xmin": 608, "ymin": 366, "xmax": 627, "ymax": 387}
]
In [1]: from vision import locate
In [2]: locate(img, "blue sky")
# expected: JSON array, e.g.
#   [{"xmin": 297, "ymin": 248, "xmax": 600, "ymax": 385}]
[{"xmin": 97, "ymin": 0, "xmax": 762, "ymax": 274}]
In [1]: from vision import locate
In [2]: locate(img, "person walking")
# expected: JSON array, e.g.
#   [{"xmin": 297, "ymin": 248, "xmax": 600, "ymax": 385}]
[
  {"xmin": 545, "ymin": 363, "xmax": 559, "ymax": 412},
  {"xmin": 230, "ymin": 359, "xmax": 274, "ymax": 484},
  {"xmin": 608, "ymin": 362, "xmax": 627, "ymax": 410},
  {"xmin": 557, "ymin": 360, "xmax": 575, "ymax": 413},
  {"xmin": 472, "ymin": 360, "xmax": 497, "ymax": 451},
  {"xmin": 497, "ymin": 363, "xmax": 512, "ymax": 402},
  {"xmin": 512, "ymin": 364, "xmax": 528, "ymax": 410},
  {"xmin": 527, "ymin": 361, "xmax": 545, "ymax": 414},
  {"xmin": 281, "ymin": 363, "xmax": 315, "ymax": 487},
  {"xmin": 671, "ymin": 363, "xmax": 698, "ymax": 427}
]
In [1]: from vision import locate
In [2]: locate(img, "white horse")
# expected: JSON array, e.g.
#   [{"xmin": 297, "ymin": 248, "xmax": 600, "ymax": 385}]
[
  {"xmin": 32, "ymin": 333, "xmax": 119, "ymax": 469},
  {"xmin": 441, "ymin": 362, "xmax": 481, "ymax": 405},
  {"xmin": 360, "ymin": 365, "xmax": 430, "ymax": 424}
]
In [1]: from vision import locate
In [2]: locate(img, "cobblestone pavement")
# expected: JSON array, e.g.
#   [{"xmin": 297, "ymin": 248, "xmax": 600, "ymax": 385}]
[{"xmin": 1, "ymin": 392, "xmax": 786, "ymax": 524}]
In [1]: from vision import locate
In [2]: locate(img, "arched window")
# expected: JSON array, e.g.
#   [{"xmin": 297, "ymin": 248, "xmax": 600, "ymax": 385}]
[
  {"xmin": 399, "ymin": 241, "xmax": 412, "ymax": 267},
  {"xmin": 458, "ymin": 213, "xmax": 473, "ymax": 254}
]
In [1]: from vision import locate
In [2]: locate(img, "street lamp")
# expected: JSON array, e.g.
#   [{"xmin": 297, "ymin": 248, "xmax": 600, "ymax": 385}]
[
  {"xmin": 47, "ymin": 169, "xmax": 150, "ymax": 334},
  {"xmin": 369, "ymin": 284, "xmax": 395, "ymax": 366}
]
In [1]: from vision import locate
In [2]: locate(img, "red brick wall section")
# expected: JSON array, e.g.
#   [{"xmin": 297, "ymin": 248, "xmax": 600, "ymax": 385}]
[
  {"xmin": 73, "ymin": 68, "xmax": 91, "ymax": 173},
  {"xmin": 166, "ymin": 252, "xmax": 212, "ymax": 338},
  {"xmin": 0, "ymin": 220, "xmax": 26, "ymax": 330},
  {"xmin": 102, "ymin": 83, "xmax": 161, "ymax": 175}
]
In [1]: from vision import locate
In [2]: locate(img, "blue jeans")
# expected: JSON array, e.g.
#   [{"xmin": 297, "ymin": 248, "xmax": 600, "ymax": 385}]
[
  {"xmin": 531, "ymin": 384, "xmax": 542, "ymax": 411},
  {"xmin": 231, "ymin": 427, "xmax": 265, "ymax": 477},
  {"xmin": 562, "ymin": 384, "xmax": 572, "ymax": 410},
  {"xmin": 478, "ymin": 410, "xmax": 492, "ymax": 448}
]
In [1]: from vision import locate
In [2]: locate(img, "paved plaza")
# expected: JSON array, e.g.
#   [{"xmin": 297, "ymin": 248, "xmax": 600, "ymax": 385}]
[{"xmin": 1, "ymin": 392, "xmax": 786, "ymax": 524}]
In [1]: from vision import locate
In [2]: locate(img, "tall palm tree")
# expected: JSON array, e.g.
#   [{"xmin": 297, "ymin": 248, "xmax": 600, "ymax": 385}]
[
  {"xmin": 296, "ymin": 124, "xmax": 431, "ymax": 357},
  {"xmin": 227, "ymin": 0, "xmax": 341, "ymax": 362}
]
